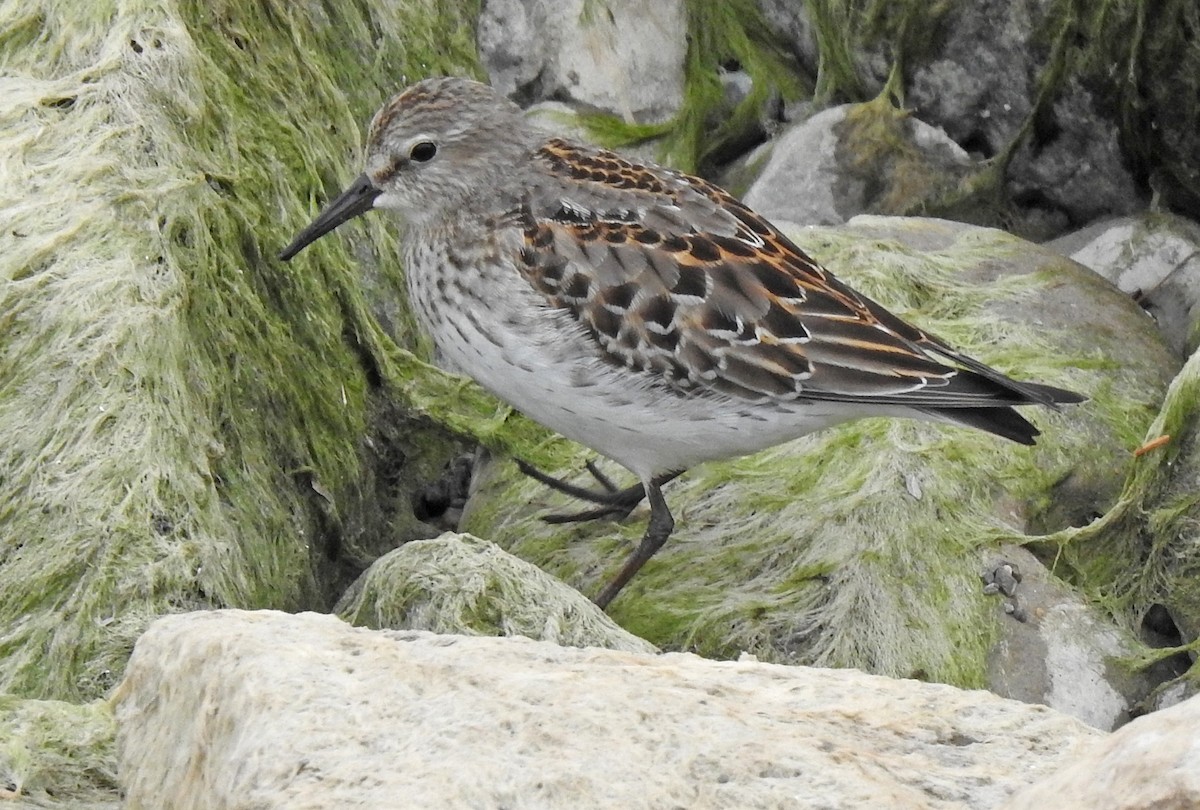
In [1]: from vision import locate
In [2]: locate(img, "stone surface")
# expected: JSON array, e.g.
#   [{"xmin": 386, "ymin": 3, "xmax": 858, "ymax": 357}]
[
  {"xmin": 742, "ymin": 104, "xmax": 973, "ymax": 226},
  {"xmin": 478, "ymin": 0, "xmax": 687, "ymax": 122},
  {"xmin": 115, "ymin": 610, "xmax": 1104, "ymax": 809},
  {"xmin": 335, "ymin": 532, "xmax": 657, "ymax": 654},
  {"xmin": 999, "ymin": 691, "xmax": 1200, "ymax": 809},
  {"xmin": 983, "ymin": 546, "xmax": 1180, "ymax": 731},
  {"xmin": 758, "ymin": 0, "xmax": 1144, "ymax": 237},
  {"xmin": 1048, "ymin": 213, "xmax": 1200, "ymax": 356}
]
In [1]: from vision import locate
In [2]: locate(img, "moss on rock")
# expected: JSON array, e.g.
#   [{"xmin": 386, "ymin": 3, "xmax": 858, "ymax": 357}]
[
  {"xmin": 0, "ymin": 696, "xmax": 117, "ymax": 807},
  {"xmin": 336, "ymin": 532, "xmax": 657, "ymax": 653},
  {"xmin": 0, "ymin": 0, "xmax": 496, "ymax": 701}
]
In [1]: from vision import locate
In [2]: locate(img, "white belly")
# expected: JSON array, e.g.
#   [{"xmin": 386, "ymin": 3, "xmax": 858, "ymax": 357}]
[
  {"xmin": 403, "ymin": 233, "xmax": 872, "ymax": 481},
  {"xmin": 427, "ymin": 290, "xmax": 864, "ymax": 480}
]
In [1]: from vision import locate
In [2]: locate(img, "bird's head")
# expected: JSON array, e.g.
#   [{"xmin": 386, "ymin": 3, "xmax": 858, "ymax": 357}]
[{"xmin": 279, "ymin": 77, "xmax": 529, "ymax": 261}]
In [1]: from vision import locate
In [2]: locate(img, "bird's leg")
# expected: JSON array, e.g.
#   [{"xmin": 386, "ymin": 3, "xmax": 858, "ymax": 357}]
[
  {"xmin": 515, "ymin": 458, "xmax": 656, "ymax": 523},
  {"xmin": 593, "ymin": 480, "xmax": 675, "ymax": 610}
]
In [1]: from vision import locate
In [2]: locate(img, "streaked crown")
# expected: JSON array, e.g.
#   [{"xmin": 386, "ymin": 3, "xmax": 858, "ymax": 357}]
[{"xmin": 364, "ymin": 77, "xmax": 535, "ymax": 222}]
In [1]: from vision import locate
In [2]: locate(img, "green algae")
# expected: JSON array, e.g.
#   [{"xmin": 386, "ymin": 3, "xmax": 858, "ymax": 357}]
[
  {"xmin": 0, "ymin": 696, "xmax": 117, "ymax": 807},
  {"xmin": 0, "ymin": 0, "xmax": 490, "ymax": 701},
  {"xmin": 335, "ymin": 533, "xmax": 657, "ymax": 652},
  {"xmin": 1041, "ymin": 347, "xmax": 1200, "ymax": 631}
]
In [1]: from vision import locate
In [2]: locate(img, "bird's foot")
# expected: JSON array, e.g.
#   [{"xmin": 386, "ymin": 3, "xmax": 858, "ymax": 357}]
[{"xmin": 515, "ymin": 459, "xmax": 646, "ymax": 523}]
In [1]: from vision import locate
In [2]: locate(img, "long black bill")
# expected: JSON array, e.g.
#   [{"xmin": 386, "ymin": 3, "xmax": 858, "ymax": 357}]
[{"xmin": 278, "ymin": 173, "xmax": 382, "ymax": 261}]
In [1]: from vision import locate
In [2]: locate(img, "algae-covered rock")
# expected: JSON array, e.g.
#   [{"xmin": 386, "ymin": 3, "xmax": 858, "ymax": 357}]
[
  {"xmin": 336, "ymin": 532, "xmax": 657, "ymax": 654},
  {"xmin": 1046, "ymin": 345, "xmax": 1200, "ymax": 692},
  {"xmin": 461, "ymin": 216, "xmax": 1174, "ymax": 687},
  {"xmin": 0, "ymin": 0, "xmax": 485, "ymax": 700},
  {"xmin": 0, "ymin": 696, "xmax": 118, "ymax": 808}
]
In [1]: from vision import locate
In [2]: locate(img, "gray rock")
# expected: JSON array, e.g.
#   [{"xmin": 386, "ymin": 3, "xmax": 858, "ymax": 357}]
[
  {"xmin": 740, "ymin": 106, "xmax": 848, "ymax": 225},
  {"xmin": 478, "ymin": 0, "xmax": 687, "ymax": 123},
  {"xmin": 1047, "ymin": 213, "xmax": 1200, "ymax": 356},
  {"xmin": 757, "ymin": 0, "xmax": 1144, "ymax": 235},
  {"xmin": 741, "ymin": 105, "xmax": 972, "ymax": 226},
  {"xmin": 115, "ymin": 610, "xmax": 1103, "ymax": 808},
  {"xmin": 335, "ymin": 532, "xmax": 657, "ymax": 654},
  {"xmin": 984, "ymin": 546, "xmax": 1174, "ymax": 731},
  {"xmin": 906, "ymin": 4, "xmax": 1142, "ymax": 230}
]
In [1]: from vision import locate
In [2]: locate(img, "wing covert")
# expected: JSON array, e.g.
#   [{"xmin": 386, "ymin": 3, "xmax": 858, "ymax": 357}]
[{"xmin": 514, "ymin": 138, "xmax": 1043, "ymax": 408}]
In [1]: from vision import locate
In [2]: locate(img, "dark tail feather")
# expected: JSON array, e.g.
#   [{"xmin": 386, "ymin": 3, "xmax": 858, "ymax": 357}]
[
  {"xmin": 919, "ymin": 380, "xmax": 1085, "ymax": 445},
  {"xmin": 1012, "ymin": 380, "xmax": 1087, "ymax": 407},
  {"xmin": 928, "ymin": 406, "xmax": 1041, "ymax": 445}
]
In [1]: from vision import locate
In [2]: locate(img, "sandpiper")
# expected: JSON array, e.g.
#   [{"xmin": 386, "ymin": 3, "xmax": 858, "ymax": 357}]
[{"xmin": 280, "ymin": 77, "xmax": 1082, "ymax": 609}]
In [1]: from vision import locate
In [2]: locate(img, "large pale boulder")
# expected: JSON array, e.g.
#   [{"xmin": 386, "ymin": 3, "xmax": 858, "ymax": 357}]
[
  {"xmin": 115, "ymin": 610, "xmax": 1102, "ymax": 809},
  {"xmin": 1000, "ymin": 689, "xmax": 1200, "ymax": 809}
]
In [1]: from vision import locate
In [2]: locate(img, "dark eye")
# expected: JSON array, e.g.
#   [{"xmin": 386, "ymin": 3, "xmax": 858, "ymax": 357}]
[{"xmin": 409, "ymin": 141, "xmax": 437, "ymax": 162}]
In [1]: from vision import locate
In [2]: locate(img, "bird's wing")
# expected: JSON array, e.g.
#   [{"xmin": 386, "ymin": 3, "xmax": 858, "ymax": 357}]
[{"xmin": 514, "ymin": 137, "xmax": 1061, "ymax": 408}]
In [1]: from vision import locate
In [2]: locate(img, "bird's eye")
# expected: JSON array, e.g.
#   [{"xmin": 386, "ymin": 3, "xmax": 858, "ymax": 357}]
[{"xmin": 409, "ymin": 141, "xmax": 437, "ymax": 162}]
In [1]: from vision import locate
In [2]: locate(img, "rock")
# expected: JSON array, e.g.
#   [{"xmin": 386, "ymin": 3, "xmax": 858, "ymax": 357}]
[
  {"xmin": 460, "ymin": 216, "xmax": 1176, "ymax": 687},
  {"xmin": 999, "ymin": 691, "xmax": 1200, "ymax": 809},
  {"xmin": 1047, "ymin": 214, "xmax": 1200, "ymax": 356},
  {"xmin": 741, "ymin": 103, "xmax": 973, "ymax": 226},
  {"xmin": 914, "ymin": 3, "xmax": 1146, "ymax": 231},
  {"xmin": 335, "ymin": 532, "xmax": 657, "ymax": 654},
  {"xmin": 478, "ymin": 0, "xmax": 687, "ymax": 123},
  {"xmin": 757, "ymin": 0, "xmax": 1145, "ymax": 236},
  {"xmin": 983, "ymin": 546, "xmax": 1182, "ymax": 731},
  {"xmin": 901, "ymin": 0, "xmax": 1141, "ymax": 229},
  {"xmin": 1002, "ymin": 79, "xmax": 1141, "ymax": 232},
  {"xmin": 115, "ymin": 610, "xmax": 1103, "ymax": 809}
]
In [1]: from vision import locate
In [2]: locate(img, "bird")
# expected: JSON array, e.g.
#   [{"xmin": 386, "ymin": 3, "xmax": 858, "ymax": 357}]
[{"xmin": 279, "ymin": 77, "xmax": 1083, "ymax": 610}]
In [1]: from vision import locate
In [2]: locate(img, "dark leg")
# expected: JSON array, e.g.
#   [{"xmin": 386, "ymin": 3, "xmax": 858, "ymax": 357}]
[
  {"xmin": 515, "ymin": 458, "xmax": 645, "ymax": 520},
  {"xmin": 593, "ymin": 480, "xmax": 675, "ymax": 610},
  {"xmin": 515, "ymin": 459, "xmax": 679, "ymax": 524}
]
